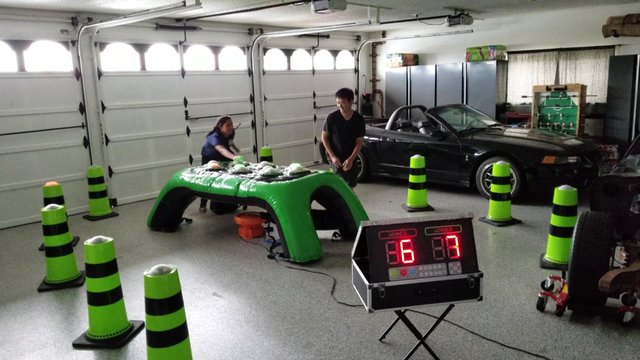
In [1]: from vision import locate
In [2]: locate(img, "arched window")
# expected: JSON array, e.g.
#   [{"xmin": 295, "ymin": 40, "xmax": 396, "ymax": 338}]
[
  {"xmin": 0, "ymin": 41, "xmax": 18, "ymax": 72},
  {"xmin": 218, "ymin": 46, "xmax": 247, "ymax": 71},
  {"xmin": 264, "ymin": 48, "xmax": 288, "ymax": 71},
  {"xmin": 24, "ymin": 40, "xmax": 73, "ymax": 72},
  {"xmin": 313, "ymin": 49, "xmax": 334, "ymax": 70},
  {"xmin": 290, "ymin": 49, "xmax": 312, "ymax": 71},
  {"xmin": 100, "ymin": 43, "xmax": 140, "ymax": 71},
  {"xmin": 184, "ymin": 45, "xmax": 215, "ymax": 71},
  {"xmin": 145, "ymin": 43, "xmax": 180, "ymax": 71},
  {"xmin": 336, "ymin": 50, "xmax": 355, "ymax": 69}
]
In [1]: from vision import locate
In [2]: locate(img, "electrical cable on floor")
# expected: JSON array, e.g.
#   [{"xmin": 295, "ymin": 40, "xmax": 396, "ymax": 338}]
[
  {"xmin": 249, "ymin": 224, "xmax": 554, "ymax": 360},
  {"xmin": 406, "ymin": 309, "xmax": 553, "ymax": 360}
]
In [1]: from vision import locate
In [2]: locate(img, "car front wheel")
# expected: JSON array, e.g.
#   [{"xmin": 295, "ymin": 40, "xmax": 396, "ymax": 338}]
[
  {"xmin": 567, "ymin": 211, "xmax": 614, "ymax": 311},
  {"xmin": 474, "ymin": 156, "xmax": 524, "ymax": 200}
]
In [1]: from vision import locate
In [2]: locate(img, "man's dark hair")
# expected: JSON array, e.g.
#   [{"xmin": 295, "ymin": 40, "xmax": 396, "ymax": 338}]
[{"xmin": 335, "ymin": 87, "xmax": 354, "ymax": 102}]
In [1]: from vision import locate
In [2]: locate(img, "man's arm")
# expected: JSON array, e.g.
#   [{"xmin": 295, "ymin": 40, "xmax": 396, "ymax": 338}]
[
  {"xmin": 343, "ymin": 137, "xmax": 364, "ymax": 171},
  {"xmin": 321, "ymin": 130, "xmax": 342, "ymax": 167}
]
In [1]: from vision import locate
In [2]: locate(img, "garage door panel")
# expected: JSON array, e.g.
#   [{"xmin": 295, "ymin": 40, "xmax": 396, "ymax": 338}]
[
  {"xmin": 109, "ymin": 163, "xmax": 187, "ymax": 203},
  {"xmin": 107, "ymin": 134, "xmax": 185, "ymax": 168},
  {"xmin": 0, "ymin": 75, "xmax": 80, "ymax": 109},
  {"xmin": 263, "ymin": 72, "xmax": 313, "ymax": 94},
  {"xmin": 103, "ymin": 107, "xmax": 184, "ymax": 135},
  {"xmin": 264, "ymin": 98, "xmax": 312, "ymax": 120},
  {"xmin": 272, "ymin": 142, "xmax": 315, "ymax": 165},
  {"xmin": 101, "ymin": 73, "xmax": 184, "ymax": 103},
  {"xmin": 0, "ymin": 110, "xmax": 82, "ymax": 134},
  {"xmin": 184, "ymin": 72, "xmax": 250, "ymax": 99}
]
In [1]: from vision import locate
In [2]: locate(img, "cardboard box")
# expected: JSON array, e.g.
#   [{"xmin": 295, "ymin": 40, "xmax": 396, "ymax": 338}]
[
  {"xmin": 385, "ymin": 53, "xmax": 419, "ymax": 68},
  {"xmin": 465, "ymin": 45, "xmax": 507, "ymax": 62}
]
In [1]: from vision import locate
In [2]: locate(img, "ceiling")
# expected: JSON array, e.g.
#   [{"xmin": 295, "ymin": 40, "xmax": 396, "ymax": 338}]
[{"xmin": 0, "ymin": 0, "xmax": 639, "ymax": 32}]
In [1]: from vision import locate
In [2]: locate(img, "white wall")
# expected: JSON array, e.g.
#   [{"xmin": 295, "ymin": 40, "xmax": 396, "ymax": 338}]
[{"xmin": 373, "ymin": 3, "xmax": 640, "ymax": 106}]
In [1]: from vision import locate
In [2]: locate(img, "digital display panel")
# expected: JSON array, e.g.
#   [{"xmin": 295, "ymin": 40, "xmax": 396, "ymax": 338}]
[{"xmin": 365, "ymin": 216, "xmax": 478, "ymax": 283}]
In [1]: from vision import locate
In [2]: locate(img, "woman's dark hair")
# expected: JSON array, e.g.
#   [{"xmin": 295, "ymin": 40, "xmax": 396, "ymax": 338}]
[{"xmin": 206, "ymin": 115, "xmax": 232, "ymax": 137}]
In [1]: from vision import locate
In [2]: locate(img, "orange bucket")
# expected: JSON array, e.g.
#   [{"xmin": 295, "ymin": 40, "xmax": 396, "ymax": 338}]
[{"xmin": 233, "ymin": 212, "xmax": 266, "ymax": 240}]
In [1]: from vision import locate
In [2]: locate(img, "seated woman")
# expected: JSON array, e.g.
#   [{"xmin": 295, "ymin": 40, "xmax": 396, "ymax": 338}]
[{"xmin": 200, "ymin": 115, "xmax": 239, "ymax": 213}]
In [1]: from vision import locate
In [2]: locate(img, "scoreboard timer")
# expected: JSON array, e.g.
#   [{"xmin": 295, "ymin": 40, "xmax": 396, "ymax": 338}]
[{"xmin": 352, "ymin": 213, "xmax": 482, "ymax": 312}]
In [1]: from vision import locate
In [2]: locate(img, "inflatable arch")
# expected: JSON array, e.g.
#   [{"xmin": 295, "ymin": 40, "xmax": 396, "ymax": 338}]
[{"xmin": 147, "ymin": 165, "xmax": 369, "ymax": 263}]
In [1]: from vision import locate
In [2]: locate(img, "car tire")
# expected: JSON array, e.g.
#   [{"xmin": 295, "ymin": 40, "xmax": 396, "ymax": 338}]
[
  {"xmin": 567, "ymin": 210, "xmax": 614, "ymax": 311},
  {"xmin": 474, "ymin": 156, "xmax": 524, "ymax": 200},
  {"xmin": 354, "ymin": 152, "xmax": 369, "ymax": 183}
]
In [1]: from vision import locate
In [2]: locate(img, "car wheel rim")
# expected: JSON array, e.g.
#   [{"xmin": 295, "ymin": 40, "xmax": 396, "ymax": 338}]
[
  {"xmin": 482, "ymin": 164, "xmax": 517, "ymax": 196},
  {"xmin": 355, "ymin": 154, "xmax": 364, "ymax": 179}
]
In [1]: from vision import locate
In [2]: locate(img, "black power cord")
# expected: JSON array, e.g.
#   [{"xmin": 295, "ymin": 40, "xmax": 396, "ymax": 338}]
[{"xmin": 247, "ymin": 225, "xmax": 554, "ymax": 360}]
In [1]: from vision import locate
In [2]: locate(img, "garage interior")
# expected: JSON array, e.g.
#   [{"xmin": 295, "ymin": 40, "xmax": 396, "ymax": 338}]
[{"xmin": 1, "ymin": 1, "xmax": 640, "ymax": 359}]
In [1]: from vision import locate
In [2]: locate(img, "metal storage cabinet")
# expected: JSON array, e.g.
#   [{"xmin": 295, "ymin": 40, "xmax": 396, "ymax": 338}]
[
  {"xmin": 466, "ymin": 60, "xmax": 507, "ymax": 119},
  {"xmin": 605, "ymin": 55, "xmax": 640, "ymax": 152},
  {"xmin": 409, "ymin": 64, "xmax": 436, "ymax": 109},
  {"xmin": 384, "ymin": 67, "xmax": 408, "ymax": 117},
  {"xmin": 436, "ymin": 62, "xmax": 463, "ymax": 106}
]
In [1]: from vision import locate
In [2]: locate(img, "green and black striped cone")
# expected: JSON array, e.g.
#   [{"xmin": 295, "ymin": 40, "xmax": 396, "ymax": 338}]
[
  {"xmin": 145, "ymin": 264, "xmax": 192, "ymax": 360},
  {"xmin": 83, "ymin": 165, "xmax": 119, "ymax": 221},
  {"xmin": 73, "ymin": 236, "xmax": 144, "ymax": 349},
  {"xmin": 259, "ymin": 146, "xmax": 273, "ymax": 163},
  {"xmin": 479, "ymin": 160, "xmax": 521, "ymax": 226},
  {"xmin": 38, "ymin": 204, "xmax": 85, "ymax": 292},
  {"xmin": 540, "ymin": 185, "xmax": 578, "ymax": 270},
  {"xmin": 402, "ymin": 154, "xmax": 434, "ymax": 212},
  {"xmin": 39, "ymin": 181, "xmax": 79, "ymax": 251}
]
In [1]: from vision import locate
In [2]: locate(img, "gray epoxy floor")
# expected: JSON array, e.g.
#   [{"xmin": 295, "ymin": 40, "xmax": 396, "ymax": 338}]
[{"xmin": 1, "ymin": 175, "xmax": 639, "ymax": 360}]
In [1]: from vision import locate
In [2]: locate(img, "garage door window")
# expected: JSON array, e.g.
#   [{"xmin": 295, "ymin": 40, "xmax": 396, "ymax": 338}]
[
  {"xmin": 24, "ymin": 40, "xmax": 73, "ymax": 72},
  {"xmin": 336, "ymin": 50, "xmax": 354, "ymax": 70},
  {"xmin": 313, "ymin": 49, "xmax": 334, "ymax": 70},
  {"xmin": 264, "ymin": 48, "xmax": 288, "ymax": 71},
  {"xmin": 290, "ymin": 49, "xmax": 312, "ymax": 71},
  {"xmin": 184, "ymin": 44, "xmax": 215, "ymax": 71},
  {"xmin": 100, "ymin": 43, "xmax": 141, "ymax": 72},
  {"xmin": 145, "ymin": 44, "xmax": 180, "ymax": 71},
  {"xmin": 0, "ymin": 41, "xmax": 17, "ymax": 72},
  {"xmin": 219, "ymin": 46, "xmax": 247, "ymax": 71}
]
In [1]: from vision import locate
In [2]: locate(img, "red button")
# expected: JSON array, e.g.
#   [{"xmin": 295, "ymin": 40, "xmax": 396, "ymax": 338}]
[{"xmin": 400, "ymin": 269, "xmax": 408, "ymax": 276}]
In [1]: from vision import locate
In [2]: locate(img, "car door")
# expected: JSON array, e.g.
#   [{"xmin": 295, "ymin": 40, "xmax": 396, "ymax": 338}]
[{"xmin": 373, "ymin": 121, "xmax": 464, "ymax": 183}]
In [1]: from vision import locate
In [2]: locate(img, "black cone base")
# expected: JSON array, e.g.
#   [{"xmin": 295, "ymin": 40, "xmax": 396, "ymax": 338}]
[
  {"xmin": 38, "ymin": 271, "xmax": 85, "ymax": 292},
  {"xmin": 479, "ymin": 217, "xmax": 522, "ymax": 227},
  {"xmin": 73, "ymin": 320, "xmax": 144, "ymax": 349},
  {"xmin": 539, "ymin": 253, "xmax": 568, "ymax": 271},
  {"xmin": 83, "ymin": 211, "xmax": 119, "ymax": 221},
  {"xmin": 401, "ymin": 204, "xmax": 434, "ymax": 212},
  {"xmin": 39, "ymin": 236, "xmax": 80, "ymax": 251}
]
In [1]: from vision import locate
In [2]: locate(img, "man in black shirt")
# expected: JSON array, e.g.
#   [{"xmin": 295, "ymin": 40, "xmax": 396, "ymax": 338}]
[{"xmin": 321, "ymin": 88, "xmax": 365, "ymax": 187}]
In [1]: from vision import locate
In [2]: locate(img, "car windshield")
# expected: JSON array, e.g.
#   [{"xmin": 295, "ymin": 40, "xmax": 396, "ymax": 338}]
[{"xmin": 430, "ymin": 105, "xmax": 500, "ymax": 132}]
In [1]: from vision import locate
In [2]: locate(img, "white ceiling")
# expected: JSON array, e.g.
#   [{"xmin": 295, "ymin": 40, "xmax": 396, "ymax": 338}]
[{"xmin": 1, "ymin": 0, "xmax": 639, "ymax": 32}]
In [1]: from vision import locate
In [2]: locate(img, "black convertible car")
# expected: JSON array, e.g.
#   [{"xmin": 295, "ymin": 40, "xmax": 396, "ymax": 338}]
[{"xmin": 320, "ymin": 104, "xmax": 603, "ymax": 199}]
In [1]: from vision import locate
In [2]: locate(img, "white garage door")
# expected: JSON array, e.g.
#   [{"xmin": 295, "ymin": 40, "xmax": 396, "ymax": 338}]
[
  {"xmin": 0, "ymin": 72, "xmax": 90, "ymax": 228},
  {"xmin": 99, "ymin": 71, "xmax": 188, "ymax": 204},
  {"xmin": 261, "ymin": 70, "xmax": 315, "ymax": 166},
  {"xmin": 313, "ymin": 68, "xmax": 355, "ymax": 162},
  {"xmin": 183, "ymin": 71, "xmax": 254, "ymax": 165}
]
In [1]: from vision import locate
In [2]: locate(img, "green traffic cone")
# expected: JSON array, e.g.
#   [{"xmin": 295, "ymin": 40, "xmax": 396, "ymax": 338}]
[
  {"xmin": 540, "ymin": 185, "xmax": 578, "ymax": 270},
  {"xmin": 73, "ymin": 236, "xmax": 144, "ymax": 349},
  {"xmin": 259, "ymin": 146, "xmax": 273, "ymax": 163},
  {"xmin": 83, "ymin": 166, "xmax": 119, "ymax": 221},
  {"xmin": 39, "ymin": 181, "xmax": 79, "ymax": 251},
  {"xmin": 145, "ymin": 264, "xmax": 192, "ymax": 360},
  {"xmin": 479, "ymin": 161, "xmax": 521, "ymax": 226},
  {"xmin": 38, "ymin": 204, "xmax": 85, "ymax": 292},
  {"xmin": 402, "ymin": 154, "xmax": 434, "ymax": 212}
]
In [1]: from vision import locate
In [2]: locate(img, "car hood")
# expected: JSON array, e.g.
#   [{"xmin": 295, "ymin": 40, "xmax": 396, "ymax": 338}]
[{"xmin": 464, "ymin": 127, "xmax": 596, "ymax": 153}]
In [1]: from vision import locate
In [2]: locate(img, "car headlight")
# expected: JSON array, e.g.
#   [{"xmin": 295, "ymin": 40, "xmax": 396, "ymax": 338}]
[{"xmin": 541, "ymin": 156, "xmax": 580, "ymax": 165}]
